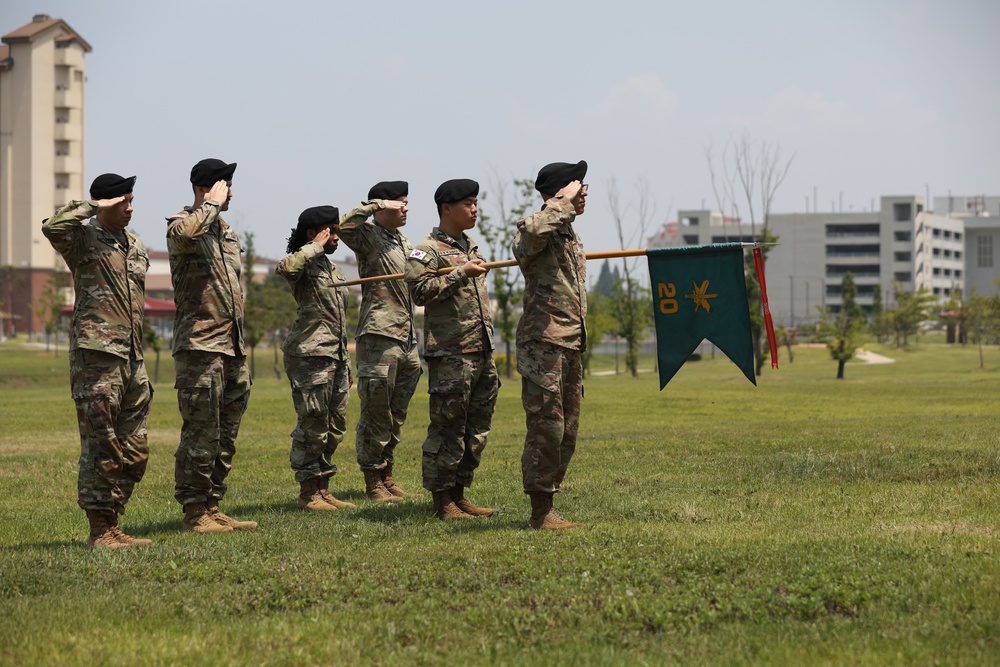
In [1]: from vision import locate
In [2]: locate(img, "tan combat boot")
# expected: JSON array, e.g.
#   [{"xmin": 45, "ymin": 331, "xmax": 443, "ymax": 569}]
[
  {"xmin": 432, "ymin": 490, "xmax": 475, "ymax": 521},
  {"xmin": 206, "ymin": 498, "xmax": 259, "ymax": 530},
  {"xmin": 450, "ymin": 485, "xmax": 494, "ymax": 517},
  {"xmin": 298, "ymin": 478, "xmax": 337, "ymax": 511},
  {"xmin": 317, "ymin": 475, "xmax": 356, "ymax": 509},
  {"xmin": 528, "ymin": 492, "xmax": 582, "ymax": 530},
  {"xmin": 86, "ymin": 509, "xmax": 128, "ymax": 549},
  {"xmin": 183, "ymin": 503, "xmax": 234, "ymax": 534},
  {"xmin": 382, "ymin": 463, "xmax": 420, "ymax": 498},
  {"xmin": 363, "ymin": 468, "xmax": 402, "ymax": 503},
  {"xmin": 109, "ymin": 514, "xmax": 153, "ymax": 547}
]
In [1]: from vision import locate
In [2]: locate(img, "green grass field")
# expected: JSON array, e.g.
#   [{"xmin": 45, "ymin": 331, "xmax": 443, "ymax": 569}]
[{"xmin": 0, "ymin": 342, "xmax": 998, "ymax": 666}]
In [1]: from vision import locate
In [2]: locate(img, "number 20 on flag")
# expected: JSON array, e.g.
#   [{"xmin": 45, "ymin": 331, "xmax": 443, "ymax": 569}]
[{"xmin": 658, "ymin": 282, "xmax": 677, "ymax": 314}]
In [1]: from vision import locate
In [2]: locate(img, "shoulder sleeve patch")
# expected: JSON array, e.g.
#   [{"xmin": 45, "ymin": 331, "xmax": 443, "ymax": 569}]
[{"xmin": 409, "ymin": 249, "xmax": 429, "ymax": 262}]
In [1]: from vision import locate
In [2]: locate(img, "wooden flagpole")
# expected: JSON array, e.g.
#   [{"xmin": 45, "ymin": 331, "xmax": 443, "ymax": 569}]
[{"xmin": 331, "ymin": 243, "xmax": 773, "ymax": 288}]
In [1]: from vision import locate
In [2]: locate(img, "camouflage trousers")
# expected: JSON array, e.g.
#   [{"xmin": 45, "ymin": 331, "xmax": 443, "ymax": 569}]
[
  {"xmin": 284, "ymin": 354, "xmax": 350, "ymax": 483},
  {"xmin": 173, "ymin": 350, "xmax": 251, "ymax": 506},
  {"xmin": 70, "ymin": 349, "xmax": 152, "ymax": 514},
  {"xmin": 422, "ymin": 351, "xmax": 498, "ymax": 492},
  {"xmin": 355, "ymin": 334, "xmax": 422, "ymax": 471},
  {"xmin": 518, "ymin": 341, "xmax": 583, "ymax": 494}
]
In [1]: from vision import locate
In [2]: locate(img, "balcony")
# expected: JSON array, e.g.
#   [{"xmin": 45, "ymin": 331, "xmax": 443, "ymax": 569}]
[
  {"xmin": 54, "ymin": 155, "xmax": 81, "ymax": 174},
  {"xmin": 54, "ymin": 87, "xmax": 82, "ymax": 109},
  {"xmin": 54, "ymin": 122, "xmax": 81, "ymax": 141},
  {"xmin": 54, "ymin": 47, "xmax": 84, "ymax": 68}
]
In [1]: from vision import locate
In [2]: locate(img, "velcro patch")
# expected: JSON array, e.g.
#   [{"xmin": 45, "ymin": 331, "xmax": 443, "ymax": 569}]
[{"xmin": 409, "ymin": 249, "xmax": 429, "ymax": 262}]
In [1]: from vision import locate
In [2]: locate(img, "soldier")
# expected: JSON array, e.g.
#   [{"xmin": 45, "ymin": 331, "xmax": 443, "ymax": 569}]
[
  {"xmin": 512, "ymin": 161, "xmax": 589, "ymax": 530},
  {"xmin": 167, "ymin": 158, "xmax": 257, "ymax": 534},
  {"xmin": 42, "ymin": 173, "xmax": 153, "ymax": 549},
  {"xmin": 277, "ymin": 206, "xmax": 357, "ymax": 511},
  {"xmin": 338, "ymin": 181, "xmax": 422, "ymax": 503},
  {"xmin": 404, "ymin": 179, "xmax": 498, "ymax": 520}
]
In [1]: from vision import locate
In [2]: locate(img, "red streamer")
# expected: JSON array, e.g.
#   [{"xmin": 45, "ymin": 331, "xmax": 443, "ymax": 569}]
[{"xmin": 753, "ymin": 247, "xmax": 779, "ymax": 369}]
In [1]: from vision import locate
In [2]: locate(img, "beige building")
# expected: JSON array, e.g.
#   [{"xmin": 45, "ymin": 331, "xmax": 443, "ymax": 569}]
[{"xmin": 0, "ymin": 14, "xmax": 90, "ymax": 336}]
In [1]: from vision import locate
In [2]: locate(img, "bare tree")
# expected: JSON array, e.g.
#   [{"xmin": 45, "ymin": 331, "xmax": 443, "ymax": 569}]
[
  {"xmin": 607, "ymin": 177, "xmax": 658, "ymax": 377},
  {"xmin": 705, "ymin": 131, "xmax": 795, "ymax": 374},
  {"xmin": 480, "ymin": 173, "xmax": 535, "ymax": 378}
]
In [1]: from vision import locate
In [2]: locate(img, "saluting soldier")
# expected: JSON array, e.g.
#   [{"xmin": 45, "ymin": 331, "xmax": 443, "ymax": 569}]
[
  {"xmin": 167, "ymin": 158, "xmax": 257, "ymax": 534},
  {"xmin": 404, "ymin": 179, "xmax": 498, "ymax": 520},
  {"xmin": 277, "ymin": 206, "xmax": 357, "ymax": 511},
  {"xmin": 512, "ymin": 161, "xmax": 589, "ymax": 530},
  {"xmin": 338, "ymin": 181, "xmax": 422, "ymax": 503},
  {"xmin": 42, "ymin": 173, "xmax": 153, "ymax": 549}
]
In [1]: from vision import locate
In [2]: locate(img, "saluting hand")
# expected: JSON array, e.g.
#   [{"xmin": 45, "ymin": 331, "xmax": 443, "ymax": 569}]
[
  {"xmin": 94, "ymin": 196, "xmax": 126, "ymax": 209},
  {"xmin": 312, "ymin": 227, "xmax": 332, "ymax": 247},
  {"xmin": 382, "ymin": 200, "xmax": 406, "ymax": 211},
  {"xmin": 207, "ymin": 180, "xmax": 229, "ymax": 205},
  {"xmin": 556, "ymin": 180, "xmax": 583, "ymax": 201},
  {"xmin": 462, "ymin": 259, "xmax": 488, "ymax": 278}
]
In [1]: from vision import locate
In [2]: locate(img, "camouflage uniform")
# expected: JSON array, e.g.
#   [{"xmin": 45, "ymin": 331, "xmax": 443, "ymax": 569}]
[
  {"xmin": 339, "ymin": 202, "xmax": 422, "ymax": 472},
  {"xmin": 277, "ymin": 241, "xmax": 351, "ymax": 482},
  {"xmin": 404, "ymin": 228, "xmax": 498, "ymax": 492},
  {"xmin": 167, "ymin": 201, "xmax": 251, "ymax": 506},
  {"xmin": 511, "ymin": 195, "xmax": 586, "ymax": 494},
  {"xmin": 42, "ymin": 200, "xmax": 152, "ymax": 514}
]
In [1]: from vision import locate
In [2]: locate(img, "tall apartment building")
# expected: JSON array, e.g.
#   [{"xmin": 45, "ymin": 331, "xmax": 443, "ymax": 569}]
[
  {"xmin": 0, "ymin": 14, "xmax": 90, "ymax": 336},
  {"xmin": 648, "ymin": 195, "xmax": 968, "ymax": 326}
]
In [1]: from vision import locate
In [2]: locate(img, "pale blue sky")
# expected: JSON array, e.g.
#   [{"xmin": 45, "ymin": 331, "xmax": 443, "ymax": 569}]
[{"xmin": 4, "ymin": 1, "xmax": 999, "ymax": 259}]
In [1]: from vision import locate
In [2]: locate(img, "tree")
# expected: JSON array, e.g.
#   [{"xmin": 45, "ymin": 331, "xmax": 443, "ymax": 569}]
[
  {"xmin": 33, "ymin": 271, "xmax": 68, "ymax": 354},
  {"xmin": 243, "ymin": 232, "xmax": 296, "ymax": 379},
  {"xmin": 818, "ymin": 271, "xmax": 864, "ymax": 379},
  {"xmin": 890, "ymin": 284, "xmax": 935, "ymax": 347},
  {"xmin": 480, "ymin": 175, "xmax": 535, "ymax": 378},
  {"xmin": 870, "ymin": 288, "xmax": 893, "ymax": 344},
  {"xmin": 775, "ymin": 323, "xmax": 796, "ymax": 363},
  {"xmin": 584, "ymin": 289, "xmax": 617, "ymax": 377},
  {"xmin": 143, "ymin": 317, "xmax": 162, "ymax": 384},
  {"xmin": 964, "ymin": 291, "xmax": 1000, "ymax": 370},
  {"xmin": 705, "ymin": 131, "xmax": 794, "ymax": 375},
  {"xmin": 594, "ymin": 260, "xmax": 620, "ymax": 299},
  {"xmin": 0, "ymin": 266, "xmax": 24, "ymax": 338},
  {"xmin": 243, "ymin": 232, "xmax": 265, "ymax": 378},
  {"xmin": 607, "ymin": 177, "xmax": 657, "ymax": 377}
]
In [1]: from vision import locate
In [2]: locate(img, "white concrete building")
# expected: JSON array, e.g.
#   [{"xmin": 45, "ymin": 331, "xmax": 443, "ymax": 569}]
[{"xmin": 649, "ymin": 195, "xmax": 968, "ymax": 326}]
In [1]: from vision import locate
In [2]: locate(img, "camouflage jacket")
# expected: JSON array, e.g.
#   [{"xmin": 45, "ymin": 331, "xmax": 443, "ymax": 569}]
[
  {"xmin": 404, "ymin": 227, "xmax": 494, "ymax": 357},
  {"xmin": 41, "ymin": 200, "xmax": 149, "ymax": 360},
  {"xmin": 338, "ymin": 201, "xmax": 416, "ymax": 345},
  {"xmin": 166, "ymin": 201, "xmax": 246, "ymax": 357},
  {"xmin": 511, "ymin": 196, "xmax": 587, "ymax": 351},
  {"xmin": 277, "ymin": 242, "xmax": 350, "ymax": 360}
]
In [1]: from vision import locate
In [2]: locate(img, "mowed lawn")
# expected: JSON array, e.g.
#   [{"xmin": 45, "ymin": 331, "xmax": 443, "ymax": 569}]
[{"xmin": 0, "ymin": 342, "xmax": 998, "ymax": 666}]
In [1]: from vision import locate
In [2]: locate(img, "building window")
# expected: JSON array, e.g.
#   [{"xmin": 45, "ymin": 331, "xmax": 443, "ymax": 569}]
[
  {"xmin": 932, "ymin": 228, "xmax": 941, "ymax": 238},
  {"xmin": 944, "ymin": 249, "xmax": 952, "ymax": 258},
  {"xmin": 932, "ymin": 268, "xmax": 941, "ymax": 276},
  {"xmin": 933, "ymin": 287, "xmax": 941, "ymax": 295},
  {"xmin": 955, "ymin": 232, "xmax": 962, "ymax": 241},
  {"xmin": 955, "ymin": 251, "xmax": 962, "ymax": 260},
  {"xmin": 978, "ymin": 235, "xmax": 994, "ymax": 268},
  {"xmin": 894, "ymin": 271, "xmax": 911, "ymax": 281},
  {"xmin": 943, "ymin": 230, "xmax": 952, "ymax": 239},
  {"xmin": 932, "ymin": 248, "xmax": 941, "ymax": 257},
  {"xmin": 894, "ymin": 231, "xmax": 912, "ymax": 242},
  {"xmin": 893, "ymin": 203, "xmax": 912, "ymax": 221},
  {"xmin": 956, "ymin": 270, "xmax": 962, "ymax": 278},
  {"xmin": 682, "ymin": 234, "xmax": 698, "ymax": 245},
  {"xmin": 894, "ymin": 251, "xmax": 911, "ymax": 261}
]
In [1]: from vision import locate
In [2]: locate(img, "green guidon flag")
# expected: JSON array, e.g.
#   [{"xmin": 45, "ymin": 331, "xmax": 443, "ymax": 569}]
[{"xmin": 646, "ymin": 243, "xmax": 755, "ymax": 389}]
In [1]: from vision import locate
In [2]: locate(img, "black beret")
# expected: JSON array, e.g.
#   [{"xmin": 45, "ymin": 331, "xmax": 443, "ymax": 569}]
[
  {"xmin": 90, "ymin": 173, "xmax": 136, "ymax": 200},
  {"xmin": 297, "ymin": 205, "xmax": 341, "ymax": 230},
  {"xmin": 190, "ymin": 158, "xmax": 237, "ymax": 187},
  {"xmin": 434, "ymin": 178, "xmax": 479, "ymax": 206},
  {"xmin": 535, "ymin": 160, "xmax": 588, "ymax": 196},
  {"xmin": 368, "ymin": 181, "xmax": 408, "ymax": 201}
]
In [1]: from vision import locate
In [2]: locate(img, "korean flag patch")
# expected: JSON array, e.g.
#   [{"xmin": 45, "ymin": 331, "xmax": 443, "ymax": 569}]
[{"xmin": 409, "ymin": 249, "xmax": 429, "ymax": 262}]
